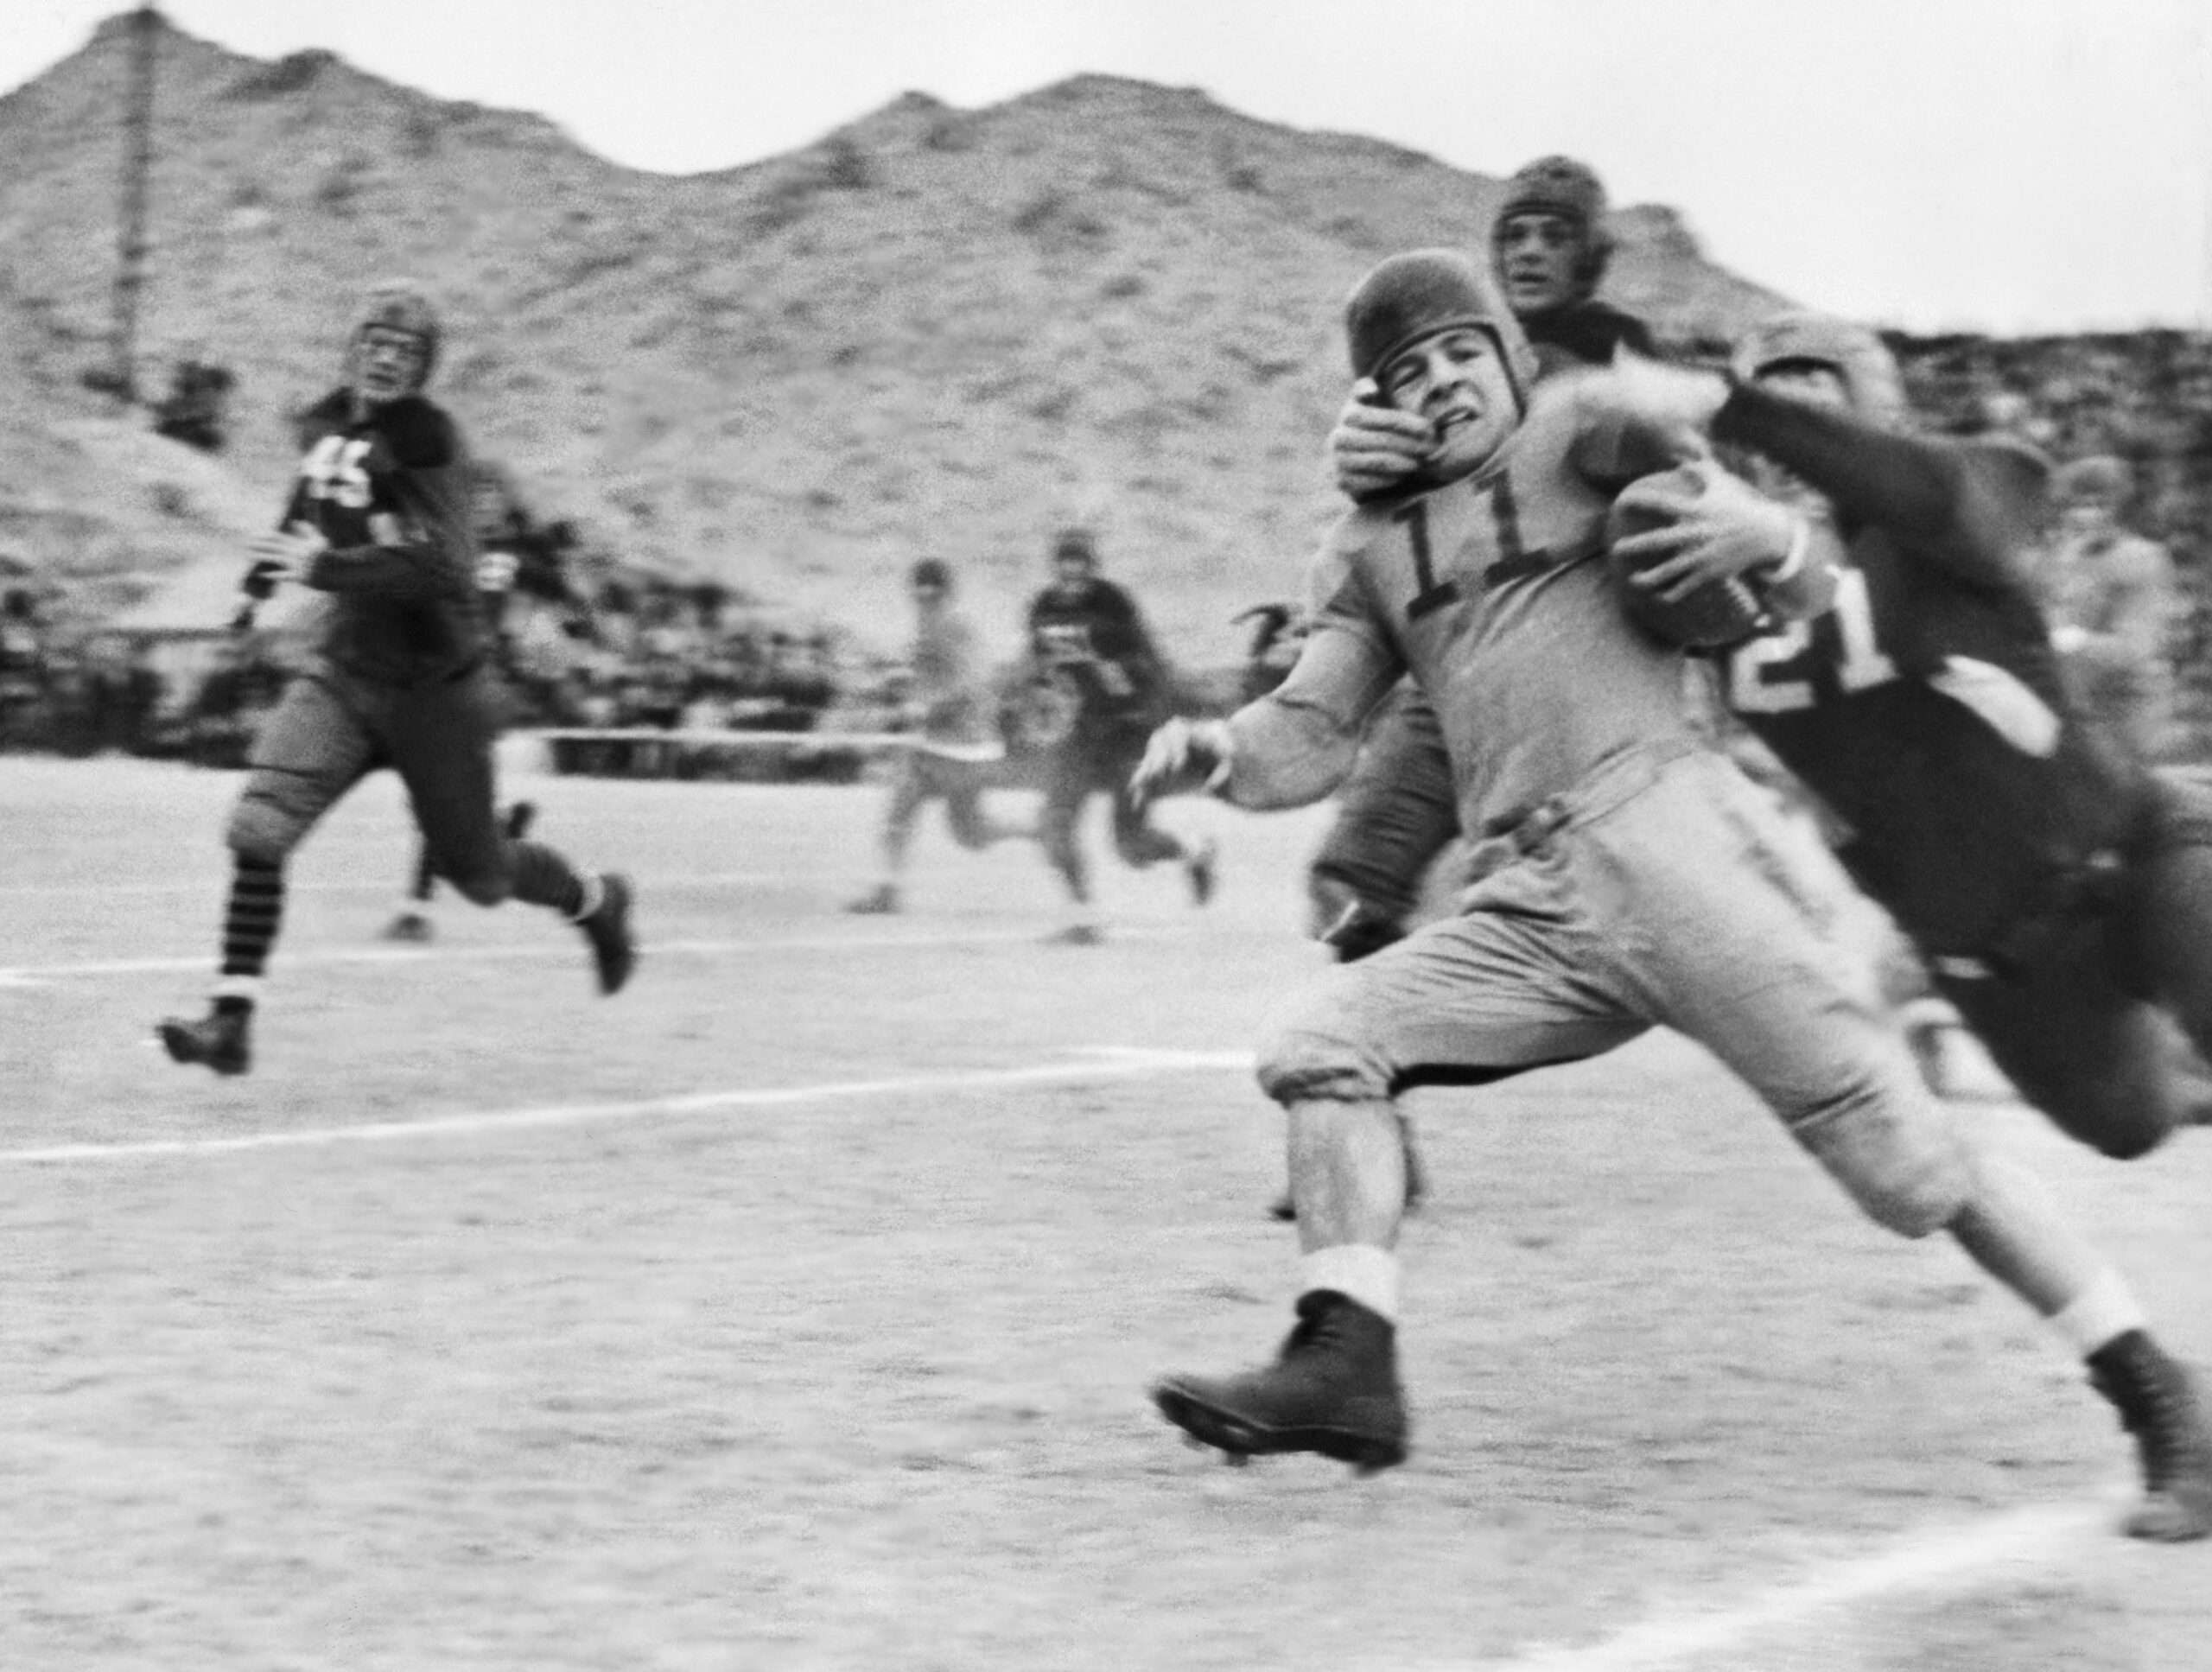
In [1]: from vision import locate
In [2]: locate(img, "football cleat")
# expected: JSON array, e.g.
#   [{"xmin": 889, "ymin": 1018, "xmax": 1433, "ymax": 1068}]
[
  {"xmin": 579, "ymin": 873, "xmax": 637, "ymax": 995},
  {"xmin": 1153, "ymin": 1289, "xmax": 1409, "ymax": 1475},
  {"xmin": 1046, "ymin": 922, "xmax": 1104, "ymax": 947},
  {"xmin": 157, "ymin": 1003, "xmax": 252, "ymax": 1078},
  {"xmin": 380, "ymin": 910, "xmax": 435, "ymax": 944},
  {"xmin": 2088, "ymin": 1331, "xmax": 2212, "ymax": 1542},
  {"xmin": 845, "ymin": 884, "xmax": 899, "ymax": 916}
]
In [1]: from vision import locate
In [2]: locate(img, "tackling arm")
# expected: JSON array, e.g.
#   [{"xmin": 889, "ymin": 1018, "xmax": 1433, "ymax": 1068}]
[{"xmin": 1713, "ymin": 383, "xmax": 2035, "ymax": 588}]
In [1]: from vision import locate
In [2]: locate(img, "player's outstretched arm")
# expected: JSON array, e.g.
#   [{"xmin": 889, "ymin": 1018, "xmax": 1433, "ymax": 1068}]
[
  {"xmin": 1130, "ymin": 717, "xmax": 1235, "ymax": 808},
  {"xmin": 1328, "ymin": 378, "xmax": 1434, "ymax": 501}
]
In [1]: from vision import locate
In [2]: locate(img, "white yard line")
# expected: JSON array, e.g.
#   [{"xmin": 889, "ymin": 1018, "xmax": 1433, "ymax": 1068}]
[
  {"xmin": 0, "ymin": 1046, "xmax": 1255, "ymax": 1166},
  {"xmin": 1472, "ymin": 1498, "xmax": 2112, "ymax": 1672},
  {"xmin": 0, "ymin": 871, "xmax": 804, "ymax": 898},
  {"xmin": 0, "ymin": 924, "xmax": 1175, "ymax": 983}
]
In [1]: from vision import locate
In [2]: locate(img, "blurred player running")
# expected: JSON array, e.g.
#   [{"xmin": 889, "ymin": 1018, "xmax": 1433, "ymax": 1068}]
[
  {"xmin": 847, "ymin": 558, "xmax": 1030, "ymax": 914},
  {"xmin": 1133, "ymin": 251, "xmax": 2211, "ymax": 1540},
  {"xmin": 157, "ymin": 282, "xmax": 635, "ymax": 1078},
  {"xmin": 1023, "ymin": 528, "xmax": 1215, "ymax": 944}
]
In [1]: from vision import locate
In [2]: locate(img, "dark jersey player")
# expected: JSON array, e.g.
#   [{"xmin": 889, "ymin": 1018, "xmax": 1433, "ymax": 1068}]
[
  {"xmin": 157, "ymin": 282, "xmax": 636, "ymax": 1078},
  {"xmin": 1605, "ymin": 320, "xmax": 2212, "ymax": 1535},
  {"xmin": 1022, "ymin": 527, "xmax": 1215, "ymax": 944},
  {"xmin": 1603, "ymin": 316, "xmax": 2212, "ymax": 1171}
]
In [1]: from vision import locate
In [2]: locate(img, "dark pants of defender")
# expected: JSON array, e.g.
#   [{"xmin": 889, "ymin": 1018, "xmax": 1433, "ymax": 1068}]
[
  {"xmin": 1038, "ymin": 719, "xmax": 1185, "ymax": 904},
  {"xmin": 1308, "ymin": 683, "xmax": 1459, "ymax": 927},
  {"xmin": 1937, "ymin": 775, "xmax": 2212, "ymax": 1160},
  {"xmin": 229, "ymin": 665, "xmax": 534, "ymax": 904}
]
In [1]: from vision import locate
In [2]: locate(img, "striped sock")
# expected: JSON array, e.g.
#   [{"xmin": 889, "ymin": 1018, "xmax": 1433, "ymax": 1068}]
[{"xmin": 219, "ymin": 855, "xmax": 285, "ymax": 988}]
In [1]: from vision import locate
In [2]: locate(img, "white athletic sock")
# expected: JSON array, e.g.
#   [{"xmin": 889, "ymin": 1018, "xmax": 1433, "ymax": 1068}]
[
  {"xmin": 2050, "ymin": 1270, "xmax": 2147, "ymax": 1357},
  {"xmin": 213, "ymin": 974, "xmax": 263, "ymax": 1006},
  {"xmin": 1301, "ymin": 1244, "xmax": 1399, "ymax": 1322}
]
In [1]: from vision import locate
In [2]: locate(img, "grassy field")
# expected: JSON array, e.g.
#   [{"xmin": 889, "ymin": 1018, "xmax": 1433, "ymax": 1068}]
[{"xmin": 3, "ymin": 754, "xmax": 2208, "ymax": 1671}]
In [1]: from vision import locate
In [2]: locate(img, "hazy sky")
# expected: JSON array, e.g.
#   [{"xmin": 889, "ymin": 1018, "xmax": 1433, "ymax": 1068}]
[{"xmin": 10, "ymin": 0, "xmax": 2212, "ymax": 334}]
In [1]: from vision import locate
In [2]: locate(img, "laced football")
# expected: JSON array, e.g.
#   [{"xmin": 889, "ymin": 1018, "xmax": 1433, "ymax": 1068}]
[{"xmin": 1605, "ymin": 462, "xmax": 1771, "ymax": 650}]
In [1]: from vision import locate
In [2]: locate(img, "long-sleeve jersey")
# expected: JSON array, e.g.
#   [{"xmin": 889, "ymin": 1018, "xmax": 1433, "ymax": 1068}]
[
  {"xmin": 282, "ymin": 390, "xmax": 484, "ymax": 685},
  {"xmin": 1224, "ymin": 368, "xmax": 1695, "ymax": 836},
  {"xmin": 1709, "ymin": 385, "xmax": 2152, "ymax": 960}
]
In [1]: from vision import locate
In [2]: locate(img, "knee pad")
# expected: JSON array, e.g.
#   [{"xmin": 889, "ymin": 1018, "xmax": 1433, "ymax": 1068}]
[
  {"xmin": 1789, "ymin": 1082, "xmax": 1973, "ymax": 1239},
  {"xmin": 226, "ymin": 787, "xmax": 312, "ymax": 867},
  {"xmin": 1254, "ymin": 993, "xmax": 1395, "ymax": 1108}
]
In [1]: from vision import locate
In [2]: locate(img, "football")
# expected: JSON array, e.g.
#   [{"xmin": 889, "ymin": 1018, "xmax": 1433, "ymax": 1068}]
[{"xmin": 1604, "ymin": 463, "xmax": 1770, "ymax": 650}]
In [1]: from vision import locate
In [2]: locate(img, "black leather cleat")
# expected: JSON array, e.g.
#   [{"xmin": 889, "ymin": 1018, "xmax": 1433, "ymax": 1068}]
[
  {"xmin": 2089, "ymin": 1330, "xmax": 2212, "ymax": 1542},
  {"xmin": 579, "ymin": 874, "xmax": 637, "ymax": 995},
  {"xmin": 1153, "ymin": 1289, "xmax": 1408, "ymax": 1475},
  {"xmin": 845, "ymin": 884, "xmax": 899, "ymax": 916},
  {"xmin": 380, "ymin": 910, "xmax": 435, "ymax": 944},
  {"xmin": 158, "ymin": 1004, "xmax": 251, "ymax": 1078}
]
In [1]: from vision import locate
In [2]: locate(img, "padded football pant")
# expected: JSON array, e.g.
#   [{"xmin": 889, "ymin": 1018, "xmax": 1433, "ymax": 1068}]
[
  {"xmin": 1038, "ymin": 720, "xmax": 1188, "ymax": 903},
  {"xmin": 1936, "ymin": 770, "xmax": 2212, "ymax": 1159},
  {"xmin": 880, "ymin": 748, "xmax": 1016, "ymax": 867},
  {"xmin": 1258, "ymin": 743, "xmax": 1972, "ymax": 1238},
  {"xmin": 228, "ymin": 664, "xmax": 559, "ymax": 907},
  {"xmin": 1308, "ymin": 682, "xmax": 1459, "ymax": 929}
]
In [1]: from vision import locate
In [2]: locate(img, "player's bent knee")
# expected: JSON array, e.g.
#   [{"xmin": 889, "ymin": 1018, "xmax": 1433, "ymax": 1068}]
[
  {"xmin": 226, "ymin": 797, "xmax": 307, "ymax": 867},
  {"xmin": 1791, "ymin": 1091, "xmax": 1973, "ymax": 1239},
  {"xmin": 1255, "ymin": 1014, "xmax": 1395, "ymax": 1107}
]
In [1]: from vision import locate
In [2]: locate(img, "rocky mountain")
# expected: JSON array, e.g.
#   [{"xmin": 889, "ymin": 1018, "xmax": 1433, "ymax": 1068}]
[{"xmin": 0, "ymin": 10, "xmax": 1789, "ymax": 654}]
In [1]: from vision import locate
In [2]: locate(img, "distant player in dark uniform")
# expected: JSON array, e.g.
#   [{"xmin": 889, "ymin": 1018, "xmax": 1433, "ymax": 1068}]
[
  {"xmin": 1022, "ymin": 527, "xmax": 1216, "ymax": 944},
  {"xmin": 381, "ymin": 476, "xmax": 537, "ymax": 944},
  {"xmin": 158, "ymin": 282, "xmax": 636, "ymax": 1078},
  {"xmin": 1314, "ymin": 157, "xmax": 1659, "ymax": 959}
]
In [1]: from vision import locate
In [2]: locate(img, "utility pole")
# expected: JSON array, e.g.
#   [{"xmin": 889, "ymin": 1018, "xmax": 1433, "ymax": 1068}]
[{"xmin": 112, "ymin": 2, "xmax": 159, "ymax": 406}]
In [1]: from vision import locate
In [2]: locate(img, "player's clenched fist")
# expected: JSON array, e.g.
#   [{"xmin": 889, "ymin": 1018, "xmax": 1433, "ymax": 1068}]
[
  {"xmin": 1327, "ymin": 378, "xmax": 1434, "ymax": 499},
  {"xmin": 1130, "ymin": 716, "xmax": 1234, "ymax": 808}
]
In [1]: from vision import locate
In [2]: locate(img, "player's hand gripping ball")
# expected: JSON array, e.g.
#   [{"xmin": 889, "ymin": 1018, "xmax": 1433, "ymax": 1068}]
[{"xmin": 1604, "ymin": 461, "xmax": 1774, "ymax": 650}]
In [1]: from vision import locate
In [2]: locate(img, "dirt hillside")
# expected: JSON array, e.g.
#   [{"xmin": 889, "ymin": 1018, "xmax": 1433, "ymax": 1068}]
[{"xmin": 1, "ymin": 11, "xmax": 1789, "ymax": 653}]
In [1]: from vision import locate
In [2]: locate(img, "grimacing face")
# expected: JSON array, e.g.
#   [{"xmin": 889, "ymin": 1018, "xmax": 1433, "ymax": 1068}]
[
  {"xmin": 1378, "ymin": 327, "xmax": 1519, "ymax": 480},
  {"xmin": 1494, "ymin": 212, "xmax": 1583, "ymax": 315}
]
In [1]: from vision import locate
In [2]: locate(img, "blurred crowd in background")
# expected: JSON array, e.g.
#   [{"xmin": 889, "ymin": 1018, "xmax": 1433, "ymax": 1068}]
[{"xmin": 6, "ymin": 327, "xmax": 2212, "ymax": 771}]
